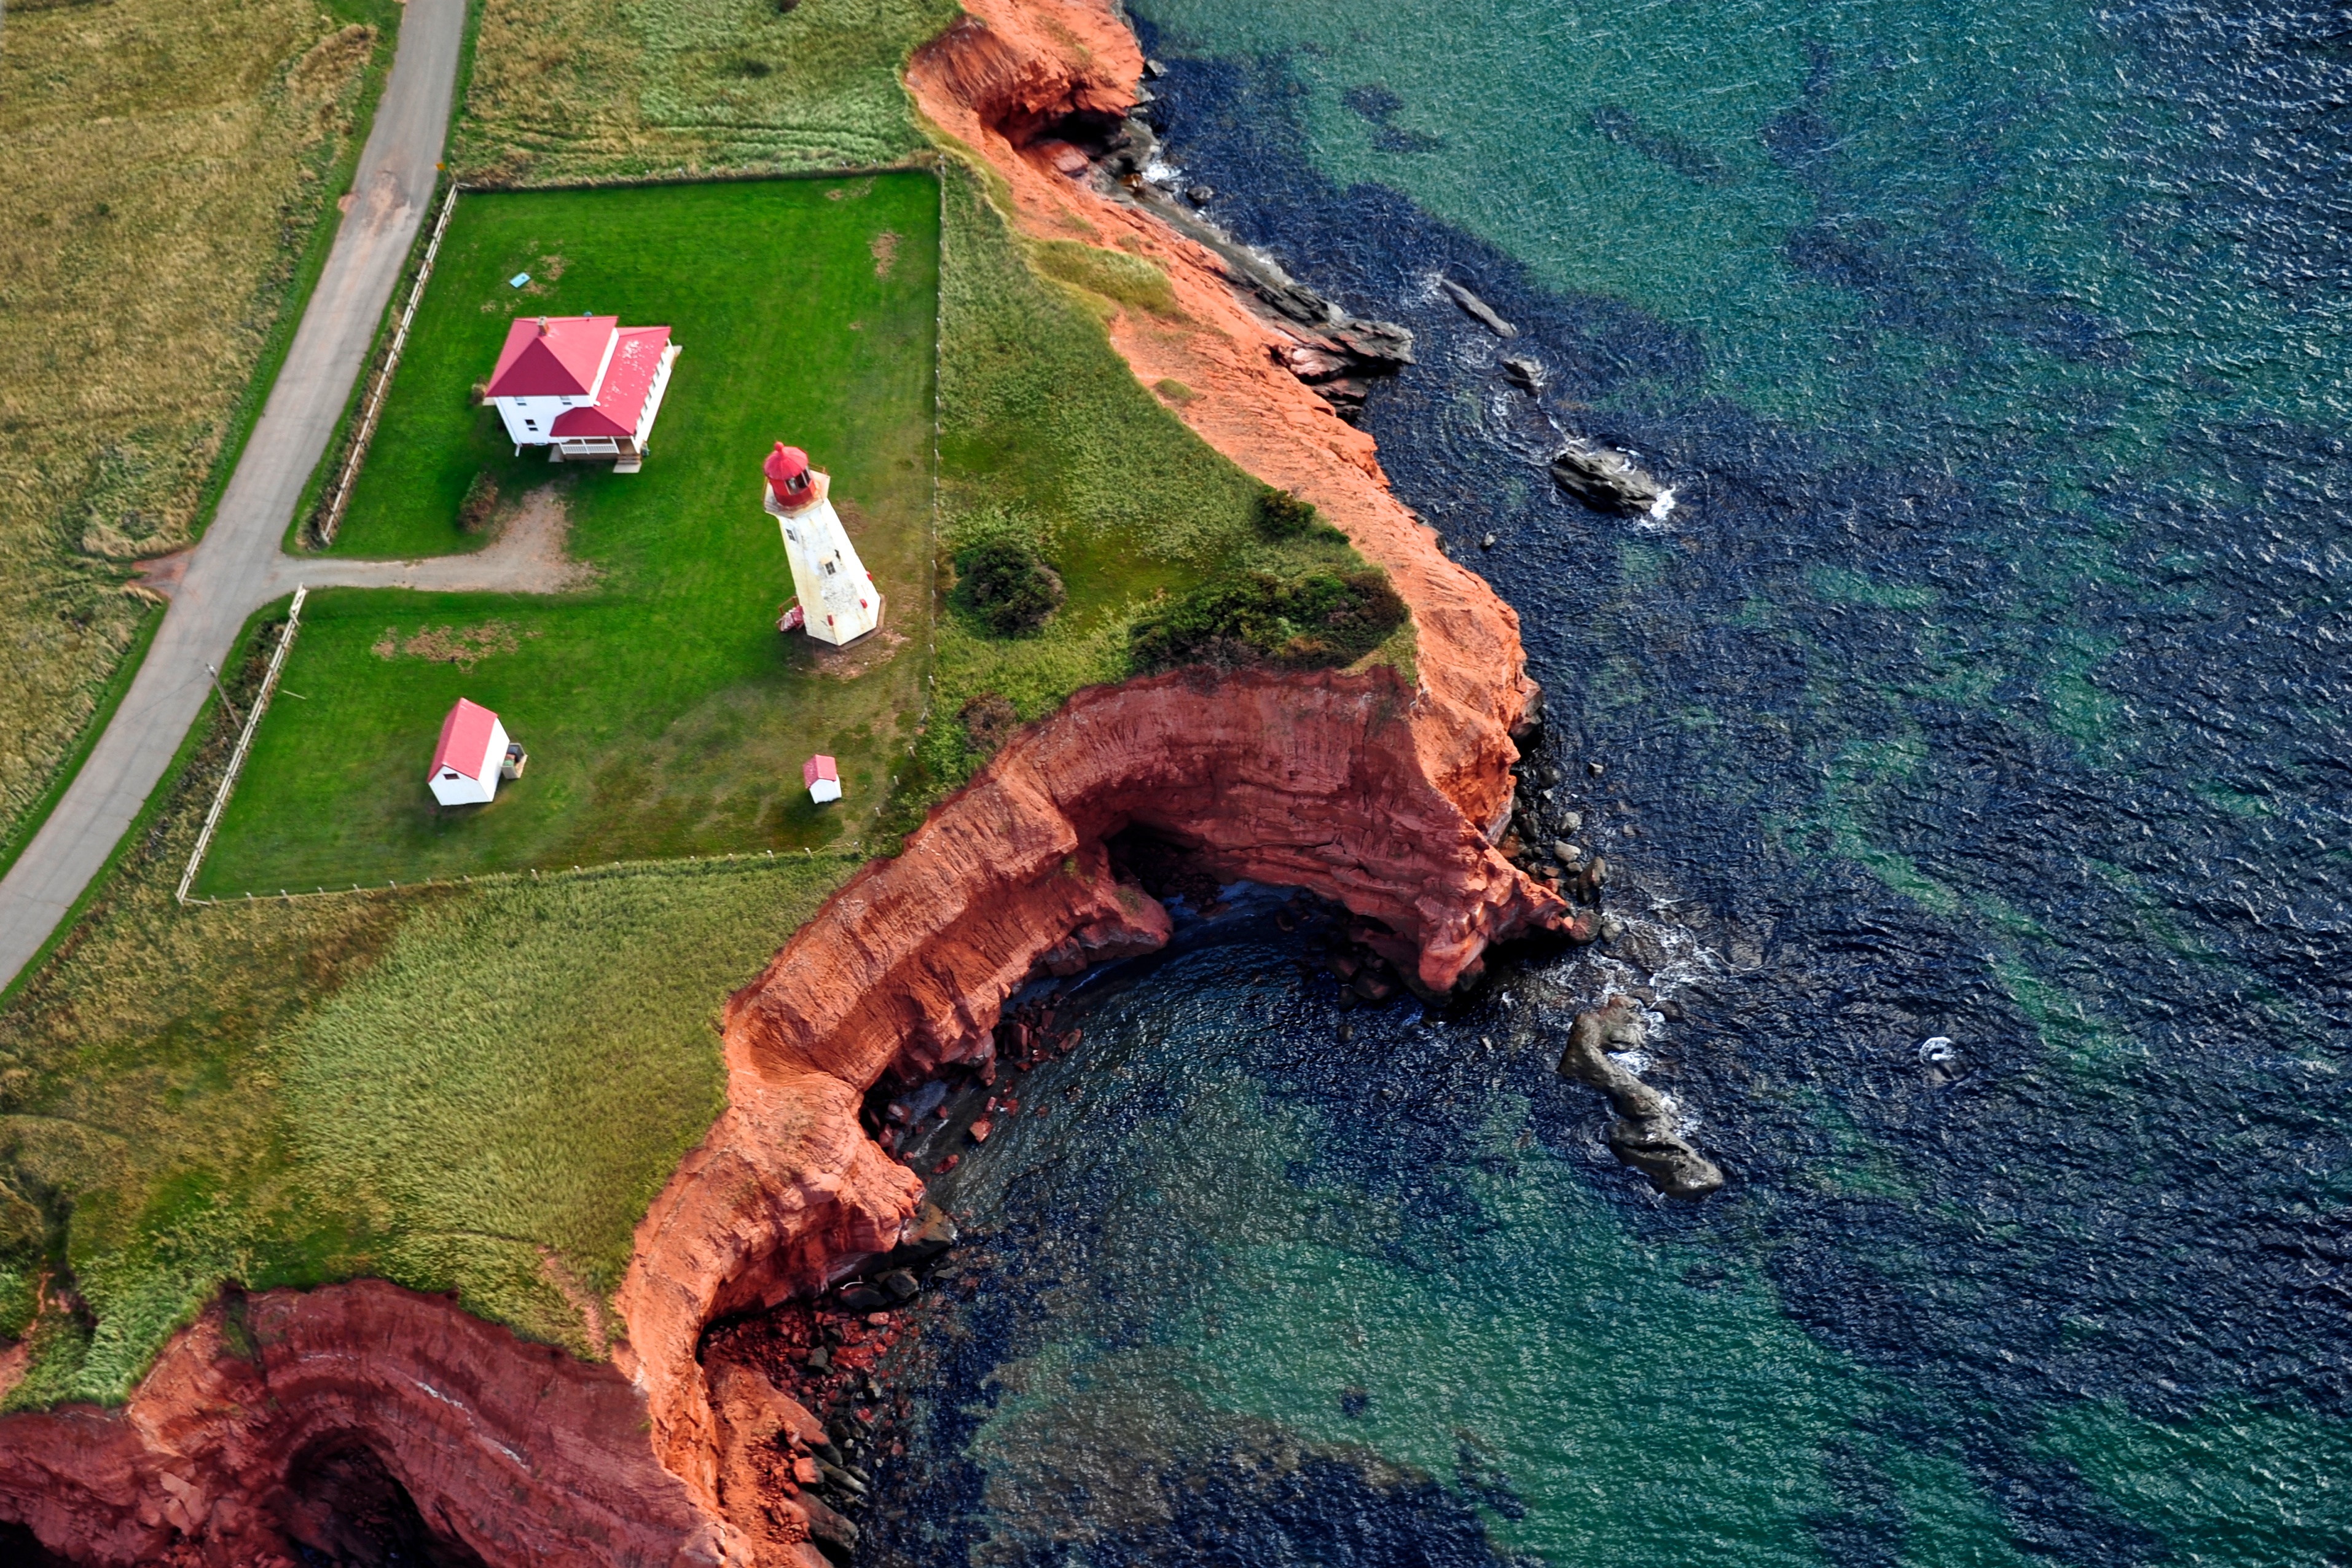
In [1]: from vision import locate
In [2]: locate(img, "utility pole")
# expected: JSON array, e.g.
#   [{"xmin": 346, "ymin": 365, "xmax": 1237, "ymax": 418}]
[{"xmin": 205, "ymin": 664, "xmax": 240, "ymax": 727}]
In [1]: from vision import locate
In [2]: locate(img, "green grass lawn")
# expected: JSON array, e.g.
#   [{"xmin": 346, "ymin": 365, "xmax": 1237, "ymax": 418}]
[{"xmin": 200, "ymin": 176, "xmax": 938, "ymax": 893}]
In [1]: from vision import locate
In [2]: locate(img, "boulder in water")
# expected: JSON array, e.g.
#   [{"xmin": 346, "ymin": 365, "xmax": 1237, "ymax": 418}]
[
  {"xmin": 1554, "ymin": 997, "xmax": 1723, "ymax": 1198},
  {"xmin": 1440, "ymin": 279, "xmax": 1516, "ymax": 337},
  {"xmin": 1550, "ymin": 441, "xmax": 1666, "ymax": 513}
]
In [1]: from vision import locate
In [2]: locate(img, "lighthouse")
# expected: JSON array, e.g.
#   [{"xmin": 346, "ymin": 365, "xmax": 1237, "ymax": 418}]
[{"xmin": 763, "ymin": 443, "xmax": 882, "ymax": 646}]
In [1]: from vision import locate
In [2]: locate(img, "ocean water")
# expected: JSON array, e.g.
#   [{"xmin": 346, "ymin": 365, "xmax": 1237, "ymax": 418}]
[{"xmin": 855, "ymin": 3, "xmax": 2352, "ymax": 1563}]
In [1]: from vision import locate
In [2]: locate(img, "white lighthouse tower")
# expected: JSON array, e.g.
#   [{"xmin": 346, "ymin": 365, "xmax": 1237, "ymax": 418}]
[{"xmin": 764, "ymin": 443, "xmax": 882, "ymax": 647}]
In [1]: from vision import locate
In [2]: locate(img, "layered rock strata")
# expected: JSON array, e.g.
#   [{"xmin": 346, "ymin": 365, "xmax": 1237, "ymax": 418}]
[
  {"xmin": 0, "ymin": 1280, "xmax": 720, "ymax": 1567},
  {"xmin": 0, "ymin": 1, "xmax": 1562, "ymax": 1561}
]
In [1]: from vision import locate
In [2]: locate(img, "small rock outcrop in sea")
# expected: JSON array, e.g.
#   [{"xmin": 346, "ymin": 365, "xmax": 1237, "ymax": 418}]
[
  {"xmin": 1440, "ymin": 278, "xmax": 1516, "ymax": 338},
  {"xmin": 1549, "ymin": 440, "xmax": 1668, "ymax": 514},
  {"xmin": 1556, "ymin": 997, "xmax": 1725, "ymax": 1199}
]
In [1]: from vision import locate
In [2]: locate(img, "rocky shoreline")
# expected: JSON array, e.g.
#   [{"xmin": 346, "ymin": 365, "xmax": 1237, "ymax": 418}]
[{"xmin": 0, "ymin": 2, "xmax": 1591, "ymax": 1562}]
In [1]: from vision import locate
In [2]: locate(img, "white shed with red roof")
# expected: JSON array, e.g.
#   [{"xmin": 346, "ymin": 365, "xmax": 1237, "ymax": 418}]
[
  {"xmin": 487, "ymin": 314, "xmax": 680, "ymax": 471},
  {"xmin": 428, "ymin": 698, "xmax": 514, "ymax": 807},
  {"xmin": 803, "ymin": 753, "xmax": 842, "ymax": 804}
]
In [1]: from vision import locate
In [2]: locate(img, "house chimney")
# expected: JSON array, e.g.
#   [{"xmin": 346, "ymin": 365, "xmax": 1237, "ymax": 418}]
[{"xmin": 537, "ymin": 316, "xmax": 549, "ymax": 334}]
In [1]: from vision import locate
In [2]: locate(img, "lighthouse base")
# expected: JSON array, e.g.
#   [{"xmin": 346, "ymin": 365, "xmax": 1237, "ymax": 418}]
[{"xmin": 789, "ymin": 594, "xmax": 885, "ymax": 648}]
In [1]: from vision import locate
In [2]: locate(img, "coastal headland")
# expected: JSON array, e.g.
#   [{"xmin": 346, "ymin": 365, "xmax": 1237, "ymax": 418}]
[{"xmin": 0, "ymin": 1, "xmax": 1566, "ymax": 1561}]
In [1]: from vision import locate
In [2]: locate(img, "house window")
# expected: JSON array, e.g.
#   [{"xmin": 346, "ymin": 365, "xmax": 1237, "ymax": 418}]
[
  {"xmin": 823, "ymin": 560, "xmax": 836, "ymax": 576},
  {"xmin": 524, "ymin": 418, "xmax": 537, "ymax": 430}
]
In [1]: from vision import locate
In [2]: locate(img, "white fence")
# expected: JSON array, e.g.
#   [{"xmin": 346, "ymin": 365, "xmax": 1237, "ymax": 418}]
[
  {"xmin": 176, "ymin": 586, "xmax": 307, "ymax": 905},
  {"xmin": 316, "ymin": 182, "xmax": 460, "ymax": 546}
]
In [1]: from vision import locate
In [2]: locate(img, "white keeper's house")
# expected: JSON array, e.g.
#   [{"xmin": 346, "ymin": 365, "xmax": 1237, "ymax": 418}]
[{"xmin": 487, "ymin": 313, "xmax": 679, "ymax": 472}]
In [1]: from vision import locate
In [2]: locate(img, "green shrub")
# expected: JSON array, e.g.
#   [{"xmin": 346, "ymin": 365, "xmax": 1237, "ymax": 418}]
[
  {"xmin": 1253, "ymin": 486, "xmax": 1350, "ymax": 544},
  {"xmin": 954, "ymin": 537, "xmax": 1066, "ymax": 637},
  {"xmin": 958, "ymin": 691, "xmax": 1020, "ymax": 758},
  {"xmin": 1256, "ymin": 487, "xmax": 1315, "ymax": 538},
  {"xmin": 1131, "ymin": 566, "xmax": 1408, "ymax": 675},
  {"xmin": 457, "ymin": 470, "xmax": 498, "ymax": 534}
]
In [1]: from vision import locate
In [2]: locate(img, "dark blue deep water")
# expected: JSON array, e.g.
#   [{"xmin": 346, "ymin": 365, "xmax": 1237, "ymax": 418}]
[{"xmin": 858, "ymin": 4, "xmax": 2352, "ymax": 1563}]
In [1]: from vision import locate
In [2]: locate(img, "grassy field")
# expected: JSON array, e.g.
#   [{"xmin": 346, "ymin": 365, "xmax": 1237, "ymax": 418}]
[
  {"xmin": 0, "ymin": 0, "xmax": 1421, "ymax": 1407},
  {"xmin": 1, "ymin": 696, "xmax": 849, "ymax": 1400},
  {"xmin": 0, "ymin": 0, "xmax": 396, "ymax": 857},
  {"xmin": 453, "ymin": 0, "xmax": 958, "ymax": 185},
  {"xmin": 895, "ymin": 171, "xmax": 1394, "ymax": 824},
  {"xmin": 198, "ymin": 177, "xmax": 939, "ymax": 893}
]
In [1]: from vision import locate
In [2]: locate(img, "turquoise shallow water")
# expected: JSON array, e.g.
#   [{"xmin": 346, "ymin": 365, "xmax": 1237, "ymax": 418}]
[{"xmin": 851, "ymin": 2, "xmax": 2352, "ymax": 1563}]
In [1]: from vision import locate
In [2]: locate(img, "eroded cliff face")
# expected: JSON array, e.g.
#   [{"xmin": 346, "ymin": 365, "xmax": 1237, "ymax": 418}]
[
  {"xmin": 0, "ymin": 2, "xmax": 1560, "ymax": 1561},
  {"xmin": 0, "ymin": 1281, "xmax": 723, "ymax": 1567},
  {"xmin": 906, "ymin": 0, "xmax": 1543, "ymax": 826},
  {"xmin": 617, "ymin": 667, "xmax": 1561, "ymax": 1527}
]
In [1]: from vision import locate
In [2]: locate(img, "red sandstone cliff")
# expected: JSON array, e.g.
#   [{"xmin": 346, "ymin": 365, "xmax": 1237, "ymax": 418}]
[
  {"xmin": 0, "ymin": 1280, "xmax": 725, "ymax": 1566},
  {"xmin": 0, "ymin": 3, "xmax": 1559, "ymax": 1561},
  {"xmin": 623, "ymin": 12, "xmax": 1567, "ymax": 1538},
  {"xmin": 617, "ymin": 667, "xmax": 1560, "ymax": 1545}
]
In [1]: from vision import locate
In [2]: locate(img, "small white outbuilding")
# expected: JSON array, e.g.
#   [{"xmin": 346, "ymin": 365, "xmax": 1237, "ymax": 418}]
[
  {"xmin": 428, "ymin": 698, "xmax": 514, "ymax": 807},
  {"xmin": 803, "ymin": 753, "xmax": 842, "ymax": 804}
]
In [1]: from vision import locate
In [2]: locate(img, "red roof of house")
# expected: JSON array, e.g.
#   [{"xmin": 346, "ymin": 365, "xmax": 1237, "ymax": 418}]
[
  {"xmin": 802, "ymin": 753, "xmax": 839, "ymax": 787},
  {"xmin": 551, "ymin": 327, "xmax": 671, "ymax": 439},
  {"xmin": 487, "ymin": 315, "xmax": 618, "ymax": 398},
  {"xmin": 430, "ymin": 699, "xmax": 501, "ymax": 781}
]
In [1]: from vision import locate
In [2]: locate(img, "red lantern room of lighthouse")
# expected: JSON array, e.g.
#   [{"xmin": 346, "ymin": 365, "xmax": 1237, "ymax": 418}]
[
  {"xmin": 764, "ymin": 443, "xmax": 815, "ymax": 509},
  {"xmin": 763, "ymin": 442, "xmax": 882, "ymax": 646}
]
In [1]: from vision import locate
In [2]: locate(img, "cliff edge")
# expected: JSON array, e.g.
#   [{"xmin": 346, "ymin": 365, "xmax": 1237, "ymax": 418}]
[{"xmin": 0, "ymin": 4, "xmax": 1560, "ymax": 1562}]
